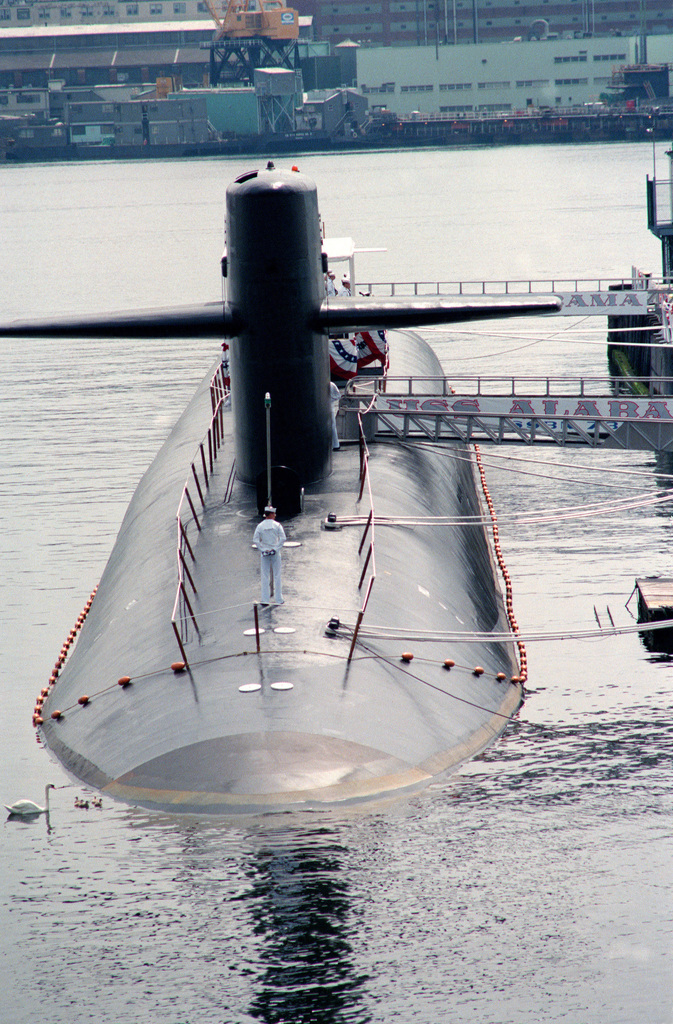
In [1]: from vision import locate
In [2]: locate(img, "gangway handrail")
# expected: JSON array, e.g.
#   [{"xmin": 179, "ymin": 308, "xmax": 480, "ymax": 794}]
[
  {"xmin": 347, "ymin": 373, "xmax": 673, "ymax": 399},
  {"xmin": 171, "ymin": 363, "xmax": 230, "ymax": 667},
  {"xmin": 357, "ymin": 277, "xmax": 669, "ymax": 298}
]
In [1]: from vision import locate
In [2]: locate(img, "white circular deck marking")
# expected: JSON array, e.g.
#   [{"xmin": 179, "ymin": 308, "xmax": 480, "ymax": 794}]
[
  {"xmin": 270, "ymin": 681, "xmax": 294, "ymax": 691},
  {"xmin": 273, "ymin": 626, "xmax": 296, "ymax": 634},
  {"xmin": 243, "ymin": 628, "xmax": 265, "ymax": 635},
  {"xmin": 239, "ymin": 683, "xmax": 262, "ymax": 693}
]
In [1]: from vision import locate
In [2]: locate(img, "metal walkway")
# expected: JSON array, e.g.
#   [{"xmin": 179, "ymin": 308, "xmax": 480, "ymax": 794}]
[
  {"xmin": 346, "ymin": 375, "xmax": 673, "ymax": 452},
  {"xmin": 358, "ymin": 279, "xmax": 668, "ymax": 317}
]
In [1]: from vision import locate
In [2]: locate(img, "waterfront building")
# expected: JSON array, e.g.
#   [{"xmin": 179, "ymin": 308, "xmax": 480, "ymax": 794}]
[
  {"xmin": 291, "ymin": 0, "xmax": 671, "ymax": 48},
  {"xmin": 356, "ymin": 34, "xmax": 673, "ymax": 115}
]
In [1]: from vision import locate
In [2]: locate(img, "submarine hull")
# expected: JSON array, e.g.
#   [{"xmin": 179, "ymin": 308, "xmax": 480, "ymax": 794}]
[{"xmin": 39, "ymin": 328, "xmax": 521, "ymax": 814}]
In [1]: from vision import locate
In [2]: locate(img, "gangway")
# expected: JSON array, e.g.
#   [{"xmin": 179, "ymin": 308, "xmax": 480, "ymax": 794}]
[
  {"xmin": 345, "ymin": 375, "xmax": 673, "ymax": 452},
  {"xmin": 355, "ymin": 280, "xmax": 666, "ymax": 316}
]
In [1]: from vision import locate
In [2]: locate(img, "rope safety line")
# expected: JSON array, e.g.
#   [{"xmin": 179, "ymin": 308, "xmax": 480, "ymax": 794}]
[
  {"xmin": 349, "ymin": 616, "xmax": 673, "ymax": 643},
  {"xmin": 34, "ymin": 641, "xmax": 521, "ymax": 724},
  {"xmin": 32, "ymin": 644, "xmax": 404, "ymax": 721},
  {"xmin": 473, "ymin": 442, "xmax": 527, "ymax": 685},
  {"xmin": 329, "ymin": 490, "xmax": 673, "ymax": 528},
  {"xmin": 352, "ymin": 637, "xmax": 522, "ymax": 722},
  {"xmin": 391, "ymin": 435, "xmax": 673, "ymax": 489}
]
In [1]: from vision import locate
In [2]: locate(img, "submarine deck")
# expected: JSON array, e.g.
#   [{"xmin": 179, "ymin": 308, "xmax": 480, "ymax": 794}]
[{"xmin": 39, "ymin": 332, "xmax": 522, "ymax": 813}]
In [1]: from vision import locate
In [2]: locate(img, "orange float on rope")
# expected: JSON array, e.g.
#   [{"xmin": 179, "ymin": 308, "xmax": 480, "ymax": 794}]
[
  {"xmin": 400, "ymin": 652, "xmax": 414, "ymax": 663},
  {"xmin": 51, "ymin": 710, "xmax": 63, "ymax": 720},
  {"xmin": 77, "ymin": 695, "xmax": 90, "ymax": 705},
  {"xmin": 473, "ymin": 665, "xmax": 484, "ymax": 676},
  {"xmin": 118, "ymin": 676, "xmax": 132, "ymax": 687},
  {"xmin": 171, "ymin": 661, "xmax": 186, "ymax": 673},
  {"xmin": 35, "ymin": 716, "xmax": 43, "ymax": 725},
  {"xmin": 496, "ymin": 672, "xmax": 506, "ymax": 680},
  {"xmin": 443, "ymin": 658, "xmax": 455, "ymax": 669}
]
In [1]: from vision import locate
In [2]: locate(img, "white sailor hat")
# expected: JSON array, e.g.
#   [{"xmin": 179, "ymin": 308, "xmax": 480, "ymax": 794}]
[{"xmin": 264, "ymin": 505, "xmax": 276, "ymax": 514}]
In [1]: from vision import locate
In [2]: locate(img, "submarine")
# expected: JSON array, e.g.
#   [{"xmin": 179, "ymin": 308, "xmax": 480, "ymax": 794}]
[{"xmin": 2, "ymin": 166, "xmax": 560, "ymax": 813}]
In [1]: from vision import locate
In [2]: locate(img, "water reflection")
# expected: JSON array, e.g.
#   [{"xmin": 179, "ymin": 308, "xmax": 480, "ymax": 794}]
[
  {"xmin": 242, "ymin": 827, "xmax": 370, "ymax": 1024},
  {"xmin": 113, "ymin": 814, "xmax": 371, "ymax": 1023}
]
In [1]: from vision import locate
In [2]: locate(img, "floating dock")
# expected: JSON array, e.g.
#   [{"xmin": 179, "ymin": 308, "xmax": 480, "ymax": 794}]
[{"xmin": 635, "ymin": 577, "xmax": 673, "ymax": 651}]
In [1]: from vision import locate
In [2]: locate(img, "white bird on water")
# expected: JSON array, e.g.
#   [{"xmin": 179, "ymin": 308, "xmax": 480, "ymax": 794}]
[{"xmin": 5, "ymin": 784, "xmax": 56, "ymax": 816}]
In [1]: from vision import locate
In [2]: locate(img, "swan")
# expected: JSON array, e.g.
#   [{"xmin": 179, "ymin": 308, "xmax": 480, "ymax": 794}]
[{"xmin": 5, "ymin": 784, "xmax": 56, "ymax": 816}]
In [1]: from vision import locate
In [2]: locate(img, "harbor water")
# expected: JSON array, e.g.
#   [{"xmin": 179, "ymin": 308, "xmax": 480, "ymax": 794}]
[{"xmin": 1, "ymin": 144, "xmax": 672, "ymax": 1023}]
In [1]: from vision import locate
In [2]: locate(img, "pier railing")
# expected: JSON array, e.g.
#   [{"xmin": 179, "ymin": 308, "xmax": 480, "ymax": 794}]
[{"xmin": 171, "ymin": 363, "xmax": 231, "ymax": 667}]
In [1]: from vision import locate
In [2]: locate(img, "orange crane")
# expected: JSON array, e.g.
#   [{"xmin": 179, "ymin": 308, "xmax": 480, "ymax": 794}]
[{"xmin": 203, "ymin": 0, "xmax": 299, "ymax": 41}]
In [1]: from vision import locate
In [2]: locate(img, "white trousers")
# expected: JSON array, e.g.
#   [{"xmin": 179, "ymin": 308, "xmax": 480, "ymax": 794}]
[{"xmin": 260, "ymin": 551, "xmax": 283, "ymax": 603}]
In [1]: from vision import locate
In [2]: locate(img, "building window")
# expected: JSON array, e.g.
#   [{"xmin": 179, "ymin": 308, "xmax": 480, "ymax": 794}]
[
  {"xmin": 0, "ymin": 9, "xmax": 10, "ymax": 18},
  {"xmin": 127, "ymin": 3, "xmax": 138, "ymax": 10},
  {"xmin": 17, "ymin": 8, "xmax": 31, "ymax": 19},
  {"xmin": 173, "ymin": 2, "xmax": 186, "ymax": 11},
  {"xmin": 150, "ymin": 3, "xmax": 163, "ymax": 12}
]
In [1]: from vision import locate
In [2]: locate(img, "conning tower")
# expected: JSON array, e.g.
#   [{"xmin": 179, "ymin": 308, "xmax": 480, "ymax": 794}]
[{"xmin": 226, "ymin": 167, "xmax": 331, "ymax": 489}]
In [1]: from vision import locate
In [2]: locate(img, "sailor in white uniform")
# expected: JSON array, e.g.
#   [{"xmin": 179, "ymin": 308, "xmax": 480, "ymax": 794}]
[
  {"xmin": 330, "ymin": 380, "xmax": 340, "ymax": 450},
  {"xmin": 253, "ymin": 506, "xmax": 287, "ymax": 605}
]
